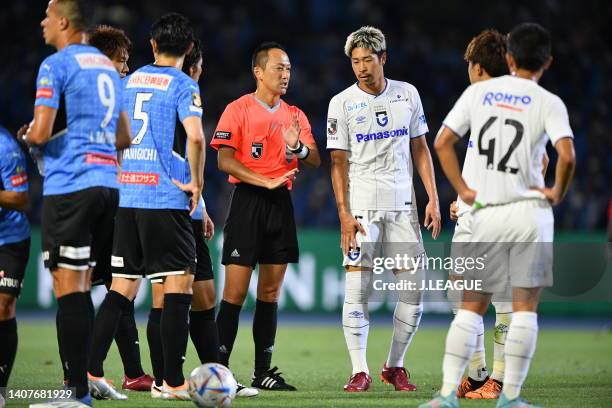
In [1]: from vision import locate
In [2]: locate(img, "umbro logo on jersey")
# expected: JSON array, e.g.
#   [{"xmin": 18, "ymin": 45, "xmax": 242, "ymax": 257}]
[
  {"xmin": 348, "ymin": 310, "xmax": 364, "ymax": 318},
  {"xmin": 355, "ymin": 115, "xmax": 366, "ymax": 124},
  {"xmin": 231, "ymin": 249, "xmax": 240, "ymax": 257},
  {"xmin": 251, "ymin": 142, "xmax": 263, "ymax": 159}
]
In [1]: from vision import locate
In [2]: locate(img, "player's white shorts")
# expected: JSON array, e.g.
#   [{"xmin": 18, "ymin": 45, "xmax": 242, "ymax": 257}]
[
  {"xmin": 343, "ymin": 209, "xmax": 425, "ymax": 269},
  {"xmin": 449, "ymin": 210, "xmax": 512, "ymax": 310},
  {"xmin": 464, "ymin": 199, "xmax": 554, "ymax": 294}
]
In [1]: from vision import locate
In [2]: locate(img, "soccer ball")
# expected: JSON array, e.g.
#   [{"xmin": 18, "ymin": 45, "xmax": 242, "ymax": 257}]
[{"xmin": 188, "ymin": 363, "xmax": 238, "ymax": 407}]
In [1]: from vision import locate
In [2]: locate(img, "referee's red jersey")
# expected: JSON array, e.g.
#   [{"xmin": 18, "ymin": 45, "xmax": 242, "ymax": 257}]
[{"xmin": 210, "ymin": 94, "xmax": 315, "ymax": 185}]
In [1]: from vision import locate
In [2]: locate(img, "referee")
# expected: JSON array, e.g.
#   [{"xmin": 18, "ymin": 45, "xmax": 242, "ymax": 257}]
[{"xmin": 210, "ymin": 42, "xmax": 320, "ymax": 391}]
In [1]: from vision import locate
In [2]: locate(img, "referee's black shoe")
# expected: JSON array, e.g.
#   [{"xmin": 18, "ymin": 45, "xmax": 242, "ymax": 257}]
[{"xmin": 251, "ymin": 366, "xmax": 297, "ymax": 391}]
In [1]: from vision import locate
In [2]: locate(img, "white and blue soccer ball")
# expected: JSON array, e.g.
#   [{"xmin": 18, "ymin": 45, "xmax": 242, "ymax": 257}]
[{"xmin": 188, "ymin": 363, "xmax": 238, "ymax": 408}]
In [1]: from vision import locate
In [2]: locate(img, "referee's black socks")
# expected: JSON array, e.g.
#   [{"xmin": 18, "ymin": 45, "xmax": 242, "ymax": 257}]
[
  {"xmin": 189, "ymin": 307, "xmax": 220, "ymax": 364},
  {"xmin": 115, "ymin": 300, "xmax": 145, "ymax": 379},
  {"xmin": 253, "ymin": 299, "xmax": 278, "ymax": 376},
  {"xmin": 216, "ymin": 300, "xmax": 243, "ymax": 368},
  {"xmin": 161, "ymin": 293, "xmax": 192, "ymax": 387},
  {"xmin": 0, "ymin": 317, "xmax": 17, "ymax": 388},
  {"xmin": 88, "ymin": 290, "xmax": 131, "ymax": 379},
  {"xmin": 57, "ymin": 292, "xmax": 91, "ymax": 398}
]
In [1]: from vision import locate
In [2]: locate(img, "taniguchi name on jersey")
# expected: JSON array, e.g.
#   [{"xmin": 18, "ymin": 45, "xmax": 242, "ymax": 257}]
[{"xmin": 122, "ymin": 147, "xmax": 158, "ymax": 161}]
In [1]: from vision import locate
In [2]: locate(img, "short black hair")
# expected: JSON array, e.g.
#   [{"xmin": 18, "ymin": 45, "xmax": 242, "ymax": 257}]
[
  {"xmin": 56, "ymin": 0, "xmax": 92, "ymax": 32},
  {"xmin": 252, "ymin": 42, "xmax": 287, "ymax": 69},
  {"xmin": 507, "ymin": 23, "xmax": 552, "ymax": 71},
  {"xmin": 182, "ymin": 38, "xmax": 202, "ymax": 75},
  {"xmin": 150, "ymin": 13, "xmax": 194, "ymax": 57}
]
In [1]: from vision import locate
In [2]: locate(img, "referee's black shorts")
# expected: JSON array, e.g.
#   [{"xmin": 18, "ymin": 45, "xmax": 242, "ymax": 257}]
[{"xmin": 222, "ymin": 183, "xmax": 298, "ymax": 268}]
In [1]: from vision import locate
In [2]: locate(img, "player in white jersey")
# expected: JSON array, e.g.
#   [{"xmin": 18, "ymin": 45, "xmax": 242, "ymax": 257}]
[
  {"xmin": 450, "ymin": 30, "xmax": 552, "ymax": 401},
  {"xmin": 448, "ymin": 29, "xmax": 514, "ymax": 400},
  {"xmin": 420, "ymin": 23, "xmax": 576, "ymax": 408},
  {"xmin": 327, "ymin": 26, "xmax": 441, "ymax": 392}
]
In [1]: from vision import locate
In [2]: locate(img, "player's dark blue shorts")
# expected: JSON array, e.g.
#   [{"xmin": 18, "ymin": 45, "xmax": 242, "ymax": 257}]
[
  {"xmin": 0, "ymin": 238, "xmax": 30, "ymax": 297},
  {"xmin": 111, "ymin": 208, "xmax": 196, "ymax": 280},
  {"xmin": 41, "ymin": 187, "xmax": 118, "ymax": 275},
  {"xmin": 222, "ymin": 183, "xmax": 299, "ymax": 268}
]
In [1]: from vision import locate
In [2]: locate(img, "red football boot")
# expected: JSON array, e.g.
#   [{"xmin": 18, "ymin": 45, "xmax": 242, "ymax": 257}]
[
  {"xmin": 380, "ymin": 363, "xmax": 417, "ymax": 391},
  {"xmin": 122, "ymin": 374, "xmax": 155, "ymax": 391},
  {"xmin": 343, "ymin": 372, "xmax": 372, "ymax": 392}
]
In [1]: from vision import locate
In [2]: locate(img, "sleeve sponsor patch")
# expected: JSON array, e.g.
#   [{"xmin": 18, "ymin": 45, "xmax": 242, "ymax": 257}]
[
  {"xmin": 214, "ymin": 131, "xmax": 231, "ymax": 140},
  {"xmin": 10, "ymin": 173, "xmax": 28, "ymax": 187},
  {"xmin": 36, "ymin": 88, "xmax": 54, "ymax": 99}
]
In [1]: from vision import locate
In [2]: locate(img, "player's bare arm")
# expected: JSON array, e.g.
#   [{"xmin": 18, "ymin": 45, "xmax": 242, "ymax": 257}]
[
  {"xmin": 23, "ymin": 105, "xmax": 57, "ymax": 145},
  {"xmin": 217, "ymin": 146, "xmax": 297, "ymax": 189},
  {"xmin": 411, "ymin": 135, "xmax": 441, "ymax": 239},
  {"xmin": 532, "ymin": 138, "xmax": 575, "ymax": 205},
  {"xmin": 330, "ymin": 149, "xmax": 365, "ymax": 255},
  {"xmin": 115, "ymin": 110, "xmax": 132, "ymax": 150},
  {"xmin": 542, "ymin": 151, "xmax": 550, "ymax": 177},
  {"xmin": 449, "ymin": 201, "xmax": 459, "ymax": 221},
  {"xmin": 0, "ymin": 190, "xmax": 29, "ymax": 212},
  {"xmin": 434, "ymin": 126, "xmax": 476, "ymax": 205},
  {"xmin": 203, "ymin": 208, "xmax": 214, "ymax": 240},
  {"xmin": 172, "ymin": 116, "xmax": 205, "ymax": 214}
]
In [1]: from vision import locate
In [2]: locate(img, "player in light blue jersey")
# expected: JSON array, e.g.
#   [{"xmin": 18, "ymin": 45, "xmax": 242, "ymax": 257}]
[
  {"xmin": 0, "ymin": 126, "xmax": 30, "ymax": 393},
  {"xmin": 20, "ymin": 0, "xmax": 132, "ymax": 404},
  {"xmin": 88, "ymin": 13, "xmax": 205, "ymax": 401}
]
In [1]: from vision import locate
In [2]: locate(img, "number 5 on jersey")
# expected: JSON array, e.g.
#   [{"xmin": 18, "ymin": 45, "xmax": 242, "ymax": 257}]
[{"xmin": 132, "ymin": 92, "xmax": 153, "ymax": 145}]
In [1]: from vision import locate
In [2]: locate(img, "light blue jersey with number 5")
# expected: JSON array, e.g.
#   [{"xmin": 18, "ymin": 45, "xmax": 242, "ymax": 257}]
[{"xmin": 119, "ymin": 64, "xmax": 203, "ymax": 210}]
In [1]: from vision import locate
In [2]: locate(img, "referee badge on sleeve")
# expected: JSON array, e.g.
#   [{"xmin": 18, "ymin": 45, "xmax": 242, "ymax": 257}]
[{"xmin": 251, "ymin": 142, "xmax": 263, "ymax": 159}]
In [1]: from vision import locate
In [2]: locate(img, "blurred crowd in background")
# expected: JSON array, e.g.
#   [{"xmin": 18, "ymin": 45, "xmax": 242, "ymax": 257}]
[{"xmin": 1, "ymin": 0, "xmax": 610, "ymax": 231}]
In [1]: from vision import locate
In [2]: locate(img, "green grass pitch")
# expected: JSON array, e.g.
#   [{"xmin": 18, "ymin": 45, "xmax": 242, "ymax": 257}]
[{"xmin": 8, "ymin": 320, "xmax": 612, "ymax": 407}]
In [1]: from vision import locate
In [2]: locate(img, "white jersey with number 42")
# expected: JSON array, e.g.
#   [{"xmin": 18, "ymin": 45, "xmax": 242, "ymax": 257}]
[
  {"xmin": 326, "ymin": 79, "xmax": 429, "ymax": 211},
  {"xmin": 443, "ymin": 75, "xmax": 573, "ymax": 208}
]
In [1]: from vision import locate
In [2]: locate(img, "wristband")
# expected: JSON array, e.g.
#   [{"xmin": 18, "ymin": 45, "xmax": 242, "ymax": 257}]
[{"xmin": 287, "ymin": 140, "xmax": 310, "ymax": 160}]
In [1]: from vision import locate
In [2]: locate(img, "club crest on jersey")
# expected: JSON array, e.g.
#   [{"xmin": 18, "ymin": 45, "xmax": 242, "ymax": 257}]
[
  {"xmin": 347, "ymin": 247, "xmax": 361, "ymax": 261},
  {"xmin": 251, "ymin": 142, "xmax": 263, "ymax": 160},
  {"xmin": 327, "ymin": 118, "xmax": 337, "ymax": 135},
  {"xmin": 375, "ymin": 108, "xmax": 388, "ymax": 127}
]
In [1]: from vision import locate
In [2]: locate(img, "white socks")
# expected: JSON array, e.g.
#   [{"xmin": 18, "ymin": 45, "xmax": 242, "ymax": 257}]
[
  {"xmin": 441, "ymin": 309, "xmax": 482, "ymax": 397},
  {"xmin": 343, "ymin": 271, "xmax": 371, "ymax": 375},
  {"xmin": 386, "ymin": 300, "xmax": 422, "ymax": 367},
  {"xmin": 503, "ymin": 311, "xmax": 538, "ymax": 399},
  {"xmin": 491, "ymin": 303, "xmax": 512, "ymax": 382},
  {"xmin": 467, "ymin": 317, "xmax": 488, "ymax": 381}
]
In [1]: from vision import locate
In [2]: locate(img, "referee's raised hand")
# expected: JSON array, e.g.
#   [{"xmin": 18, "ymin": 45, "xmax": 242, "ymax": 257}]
[
  {"xmin": 281, "ymin": 115, "xmax": 301, "ymax": 148},
  {"xmin": 265, "ymin": 168, "xmax": 298, "ymax": 190}
]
